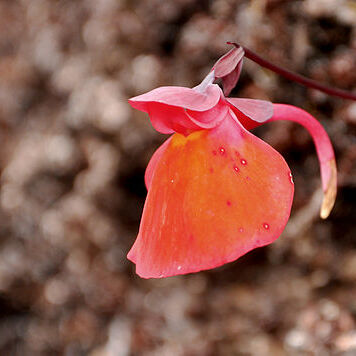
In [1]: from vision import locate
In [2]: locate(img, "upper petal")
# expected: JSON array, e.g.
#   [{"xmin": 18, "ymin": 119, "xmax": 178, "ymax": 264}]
[
  {"xmin": 147, "ymin": 103, "xmax": 200, "ymax": 135},
  {"xmin": 212, "ymin": 46, "xmax": 244, "ymax": 95},
  {"xmin": 129, "ymin": 84, "xmax": 229, "ymax": 135},
  {"xmin": 227, "ymin": 98, "xmax": 274, "ymax": 125},
  {"xmin": 186, "ymin": 98, "xmax": 229, "ymax": 129},
  {"xmin": 129, "ymin": 85, "xmax": 221, "ymax": 112},
  {"xmin": 213, "ymin": 46, "xmax": 244, "ymax": 76},
  {"xmin": 221, "ymin": 62, "xmax": 243, "ymax": 96}
]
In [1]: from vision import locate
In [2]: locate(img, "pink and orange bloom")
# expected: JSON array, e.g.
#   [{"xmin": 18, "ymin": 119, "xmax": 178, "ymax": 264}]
[{"xmin": 128, "ymin": 45, "xmax": 337, "ymax": 279}]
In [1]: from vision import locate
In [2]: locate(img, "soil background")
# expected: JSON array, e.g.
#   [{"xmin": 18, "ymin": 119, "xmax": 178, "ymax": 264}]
[{"xmin": 0, "ymin": 1, "xmax": 355, "ymax": 355}]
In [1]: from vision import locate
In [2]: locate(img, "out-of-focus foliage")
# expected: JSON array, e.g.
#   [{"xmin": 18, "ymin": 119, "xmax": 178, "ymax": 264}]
[{"xmin": 0, "ymin": 0, "xmax": 355, "ymax": 355}]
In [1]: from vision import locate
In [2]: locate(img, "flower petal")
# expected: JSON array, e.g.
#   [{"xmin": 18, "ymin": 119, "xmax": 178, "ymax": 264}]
[
  {"xmin": 213, "ymin": 47, "xmax": 244, "ymax": 78},
  {"xmin": 129, "ymin": 85, "xmax": 227, "ymax": 135},
  {"xmin": 270, "ymin": 104, "xmax": 337, "ymax": 219},
  {"xmin": 187, "ymin": 98, "xmax": 229, "ymax": 129},
  {"xmin": 221, "ymin": 62, "xmax": 243, "ymax": 96},
  {"xmin": 147, "ymin": 103, "xmax": 199, "ymax": 135},
  {"xmin": 129, "ymin": 85, "xmax": 221, "ymax": 112},
  {"xmin": 145, "ymin": 137, "xmax": 172, "ymax": 190},
  {"xmin": 128, "ymin": 113, "xmax": 294, "ymax": 278},
  {"xmin": 212, "ymin": 46, "xmax": 244, "ymax": 95},
  {"xmin": 227, "ymin": 98, "xmax": 274, "ymax": 124}
]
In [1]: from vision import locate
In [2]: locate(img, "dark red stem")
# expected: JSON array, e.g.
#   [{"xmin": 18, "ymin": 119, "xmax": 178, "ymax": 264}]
[{"xmin": 227, "ymin": 42, "xmax": 356, "ymax": 101}]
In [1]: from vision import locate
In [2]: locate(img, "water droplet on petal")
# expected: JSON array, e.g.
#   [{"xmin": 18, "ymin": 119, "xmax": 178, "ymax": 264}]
[
  {"xmin": 219, "ymin": 147, "xmax": 225, "ymax": 155},
  {"xmin": 263, "ymin": 223, "xmax": 270, "ymax": 230},
  {"xmin": 171, "ymin": 179, "xmax": 174, "ymax": 183},
  {"xmin": 177, "ymin": 265, "xmax": 182, "ymax": 270},
  {"xmin": 239, "ymin": 227, "xmax": 244, "ymax": 233},
  {"xmin": 241, "ymin": 159, "xmax": 247, "ymax": 165},
  {"xmin": 233, "ymin": 165, "xmax": 239, "ymax": 173},
  {"xmin": 289, "ymin": 172, "xmax": 294, "ymax": 184}
]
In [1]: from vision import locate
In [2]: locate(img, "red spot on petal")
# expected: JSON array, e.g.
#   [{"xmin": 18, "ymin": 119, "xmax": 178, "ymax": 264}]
[
  {"xmin": 241, "ymin": 159, "xmax": 247, "ymax": 165},
  {"xmin": 226, "ymin": 200, "xmax": 232, "ymax": 206},
  {"xmin": 209, "ymin": 168, "xmax": 214, "ymax": 173},
  {"xmin": 263, "ymin": 223, "xmax": 270, "ymax": 230},
  {"xmin": 212, "ymin": 150, "xmax": 217, "ymax": 155},
  {"xmin": 239, "ymin": 227, "xmax": 244, "ymax": 233}
]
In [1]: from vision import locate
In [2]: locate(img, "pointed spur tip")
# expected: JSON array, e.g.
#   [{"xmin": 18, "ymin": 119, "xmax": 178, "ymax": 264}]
[{"xmin": 320, "ymin": 159, "xmax": 337, "ymax": 219}]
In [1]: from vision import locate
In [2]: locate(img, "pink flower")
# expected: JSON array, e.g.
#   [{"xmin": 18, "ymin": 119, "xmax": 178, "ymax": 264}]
[{"xmin": 128, "ymin": 46, "xmax": 337, "ymax": 279}]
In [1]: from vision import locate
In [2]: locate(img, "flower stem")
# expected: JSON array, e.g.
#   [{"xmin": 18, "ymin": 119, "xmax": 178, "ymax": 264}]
[{"xmin": 227, "ymin": 42, "xmax": 356, "ymax": 101}]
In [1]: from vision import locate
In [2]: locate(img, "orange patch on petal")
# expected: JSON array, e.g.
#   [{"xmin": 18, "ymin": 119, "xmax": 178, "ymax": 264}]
[{"xmin": 128, "ymin": 119, "xmax": 294, "ymax": 278}]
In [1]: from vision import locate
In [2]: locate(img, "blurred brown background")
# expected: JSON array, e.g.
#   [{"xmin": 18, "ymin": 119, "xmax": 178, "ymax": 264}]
[{"xmin": 0, "ymin": 0, "xmax": 355, "ymax": 355}]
